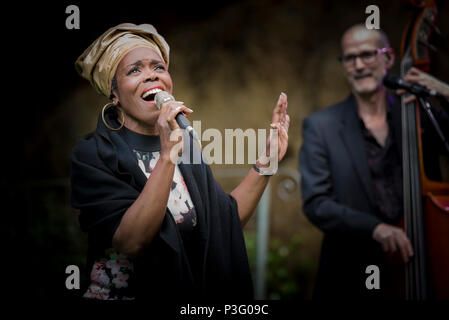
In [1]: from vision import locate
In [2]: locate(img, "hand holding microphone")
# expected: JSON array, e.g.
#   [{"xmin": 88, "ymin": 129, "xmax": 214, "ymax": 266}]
[
  {"xmin": 155, "ymin": 91, "xmax": 201, "ymax": 156},
  {"xmin": 153, "ymin": 92, "xmax": 193, "ymax": 162},
  {"xmin": 383, "ymin": 68, "xmax": 449, "ymax": 103}
]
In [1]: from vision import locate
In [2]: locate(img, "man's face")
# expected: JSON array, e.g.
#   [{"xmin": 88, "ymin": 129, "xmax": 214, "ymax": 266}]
[{"xmin": 341, "ymin": 28, "xmax": 393, "ymax": 95}]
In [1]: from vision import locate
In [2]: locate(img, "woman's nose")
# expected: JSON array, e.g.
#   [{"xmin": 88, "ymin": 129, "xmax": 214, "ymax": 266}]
[{"xmin": 144, "ymin": 70, "xmax": 158, "ymax": 82}]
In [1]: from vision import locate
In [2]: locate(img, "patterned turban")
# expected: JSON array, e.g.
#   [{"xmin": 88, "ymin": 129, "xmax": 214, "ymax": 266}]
[{"xmin": 75, "ymin": 23, "xmax": 170, "ymax": 97}]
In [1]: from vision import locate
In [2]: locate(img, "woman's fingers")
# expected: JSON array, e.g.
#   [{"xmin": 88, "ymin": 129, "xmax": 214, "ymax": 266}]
[
  {"xmin": 270, "ymin": 93, "xmax": 289, "ymax": 160},
  {"xmin": 157, "ymin": 101, "xmax": 194, "ymax": 161},
  {"xmin": 268, "ymin": 121, "xmax": 289, "ymax": 161},
  {"xmin": 270, "ymin": 122, "xmax": 289, "ymax": 139},
  {"xmin": 160, "ymin": 101, "xmax": 193, "ymax": 131},
  {"xmin": 272, "ymin": 92, "xmax": 288, "ymax": 124},
  {"xmin": 282, "ymin": 113, "xmax": 291, "ymax": 133},
  {"xmin": 276, "ymin": 122, "xmax": 289, "ymax": 141}
]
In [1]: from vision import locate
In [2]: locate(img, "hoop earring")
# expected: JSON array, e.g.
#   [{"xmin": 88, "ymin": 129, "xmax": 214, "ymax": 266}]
[{"xmin": 102, "ymin": 102, "xmax": 125, "ymax": 131}]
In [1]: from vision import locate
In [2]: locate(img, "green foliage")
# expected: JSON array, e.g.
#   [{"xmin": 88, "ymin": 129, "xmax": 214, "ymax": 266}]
[
  {"xmin": 21, "ymin": 185, "xmax": 87, "ymax": 298},
  {"xmin": 244, "ymin": 232, "xmax": 309, "ymax": 300}
]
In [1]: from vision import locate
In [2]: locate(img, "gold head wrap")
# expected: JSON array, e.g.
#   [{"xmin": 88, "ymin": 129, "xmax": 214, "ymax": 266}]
[{"xmin": 75, "ymin": 23, "xmax": 170, "ymax": 97}]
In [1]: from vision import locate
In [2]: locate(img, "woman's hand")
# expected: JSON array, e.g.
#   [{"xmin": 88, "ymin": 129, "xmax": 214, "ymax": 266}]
[
  {"xmin": 156, "ymin": 100, "xmax": 193, "ymax": 163},
  {"xmin": 397, "ymin": 67, "xmax": 449, "ymax": 103},
  {"xmin": 257, "ymin": 92, "xmax": 290, "ymax": 170},
  {"xmin": 231, "ymin": 92, "xmax": 290, "ymax": 226}
]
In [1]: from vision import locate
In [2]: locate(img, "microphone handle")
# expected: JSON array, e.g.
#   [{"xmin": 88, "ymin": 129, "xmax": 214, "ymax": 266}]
[
  {"xmin": 175, "ymin": 112, "xmax": 192, "ymax": 130},
  {"xmin": 154, "ymin": 90, "xmax": 201, "ymax": 147},
  {"xmin": 409, "ymin": 83, "xmax": 430, "ymax": 97},
  {"xmin": 175, "ymin": 110, "xmax": 201, "ymax": 147},
  {"xmin": 400, "ymin": 78, "xmax": 438, "ymax": 97}
]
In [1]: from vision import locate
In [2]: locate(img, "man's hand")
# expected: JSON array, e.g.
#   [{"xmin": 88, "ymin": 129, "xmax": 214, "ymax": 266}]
[
  {"xmin": 372, "ymin": 223, "xmax": 414, "ymax": 263},
  {"xmin": 396, "ymin": 67, "xmax": 449, "ymax": 103}
]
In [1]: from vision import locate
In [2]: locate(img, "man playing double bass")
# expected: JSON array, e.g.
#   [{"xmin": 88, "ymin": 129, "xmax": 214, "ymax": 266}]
[{"xmin": 299, "ymin": 24, "xmax": 449, "ymax": 299}]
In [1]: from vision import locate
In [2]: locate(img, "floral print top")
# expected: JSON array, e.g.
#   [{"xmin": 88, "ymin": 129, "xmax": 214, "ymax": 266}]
[
  {"xmin": 83, "ymin": 250, "xmax": 135, "ymax": 300},
  {"xmin": 134, "ymin": 150, "xmax": 197, "ymax": 232}
]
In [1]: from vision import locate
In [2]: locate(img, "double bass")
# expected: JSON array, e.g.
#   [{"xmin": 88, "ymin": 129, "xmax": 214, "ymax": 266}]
[{"xmin": 399, "ymin": 0, "xmax": 449, "ymax": 300}]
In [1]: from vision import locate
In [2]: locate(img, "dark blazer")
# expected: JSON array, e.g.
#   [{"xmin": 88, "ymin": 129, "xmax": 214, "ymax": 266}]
[
  {"xmin": 299, "ymin": 94, "xmax": 402, "ymax": 299},
  {"xmin": 299, "ymin": 93, "xmax": 449, "ymax": 299}
]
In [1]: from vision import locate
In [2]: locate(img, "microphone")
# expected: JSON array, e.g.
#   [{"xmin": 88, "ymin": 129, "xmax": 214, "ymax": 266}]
[
  {"xmin": 154, "ymin": 91, "xmax": 201, "ymax": 146},
  {"xmin": 383, "ymin": 74, "xmax": 440, "ymax": 98}
]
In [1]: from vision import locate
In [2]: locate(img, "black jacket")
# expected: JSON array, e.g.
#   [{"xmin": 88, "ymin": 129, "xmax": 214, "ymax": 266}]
[{"xmin": 70, "ymin": 108, "xmax": 253, "ymax": 300}]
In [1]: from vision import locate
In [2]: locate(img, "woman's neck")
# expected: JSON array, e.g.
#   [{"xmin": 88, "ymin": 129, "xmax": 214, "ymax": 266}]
[{"xmin": 123, "ymin": 120, "xmax": 159, "ymax": 136}]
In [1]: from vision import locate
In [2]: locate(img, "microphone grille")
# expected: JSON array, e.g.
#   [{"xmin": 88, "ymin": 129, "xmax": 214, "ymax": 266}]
[{"xmin": 154, "ymin": 91, "xmax": 175, "ymax": 110}]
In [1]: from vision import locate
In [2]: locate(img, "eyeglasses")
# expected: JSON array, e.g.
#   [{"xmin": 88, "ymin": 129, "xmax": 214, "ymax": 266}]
[{"xmin": 339, "ymin": 47, "xmax": 389, "ymax": 67}]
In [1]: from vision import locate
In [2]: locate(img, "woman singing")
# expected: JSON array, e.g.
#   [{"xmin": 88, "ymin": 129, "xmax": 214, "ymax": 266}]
[{"xmin": 71, "ymin": 23, "xmax": 289, "ymax": 300}]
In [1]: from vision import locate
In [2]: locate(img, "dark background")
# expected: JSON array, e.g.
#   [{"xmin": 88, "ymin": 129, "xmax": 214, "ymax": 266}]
[{"xmin": 3, "ymin": 0, "xmax": 448, "ymax": 300}]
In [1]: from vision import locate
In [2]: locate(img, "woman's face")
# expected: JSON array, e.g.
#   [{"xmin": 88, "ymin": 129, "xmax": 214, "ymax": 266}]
[{"xmin": 113, "ymin": 47, "xmax": 173, "ymax": 135}]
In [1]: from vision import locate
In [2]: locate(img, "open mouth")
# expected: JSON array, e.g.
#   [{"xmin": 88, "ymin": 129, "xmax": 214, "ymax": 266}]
[{"xmin": 141, "ymin": 88, "xmax": 162, "ymax": 103}]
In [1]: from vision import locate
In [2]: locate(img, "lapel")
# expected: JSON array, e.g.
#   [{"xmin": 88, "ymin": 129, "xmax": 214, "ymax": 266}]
[
  {"xmin": 338, "ymin": 95, "xmax": 376, "ymax": 206},
  {"xmin": 179, "ymin": 161, "xmax": 209, "ymax": 244},
  {"xmin": 388, "ymin": 94, "xmax": 403, "ymax": 159}
]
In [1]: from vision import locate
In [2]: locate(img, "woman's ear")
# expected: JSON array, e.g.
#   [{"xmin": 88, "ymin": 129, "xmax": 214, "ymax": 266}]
[
  {"xmin": 109, "ymin": 75, "xmax": 119, "ymax": 103},
  {"xmin": 109, "ymin": 93, "xmax": 119, "ymax": 105}
]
